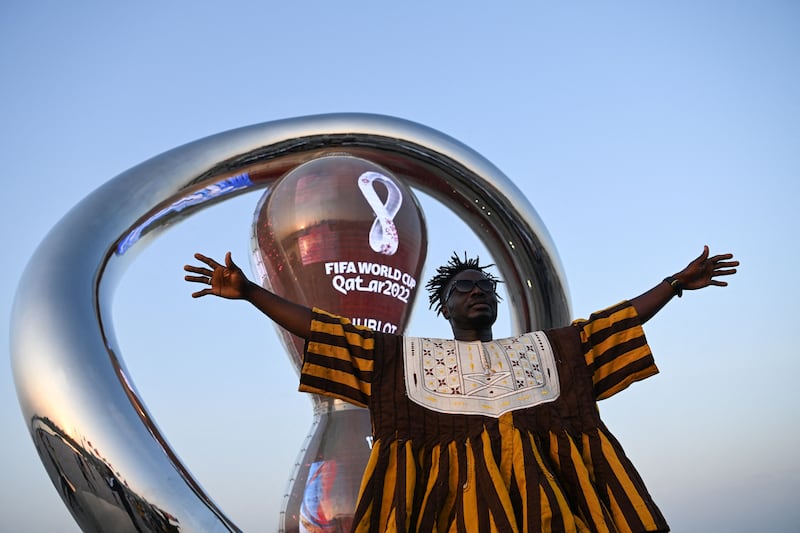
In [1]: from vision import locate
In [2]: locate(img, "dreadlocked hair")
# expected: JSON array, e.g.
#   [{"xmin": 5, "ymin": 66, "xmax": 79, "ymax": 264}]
[{"xmin": 426, "ymin": 252, "xmax": 502, "ymax": 316}]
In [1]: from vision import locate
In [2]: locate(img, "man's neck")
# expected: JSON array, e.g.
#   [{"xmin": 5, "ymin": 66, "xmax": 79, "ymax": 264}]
[{"xmin": 452, "ymin": 327, "xmax": 493, "ymax": 342}]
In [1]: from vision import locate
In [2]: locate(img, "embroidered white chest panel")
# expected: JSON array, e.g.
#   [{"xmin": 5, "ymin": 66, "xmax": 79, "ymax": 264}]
[{"xmin": 402, "ymin": 332, "xmax": 560, "ymax": 417}]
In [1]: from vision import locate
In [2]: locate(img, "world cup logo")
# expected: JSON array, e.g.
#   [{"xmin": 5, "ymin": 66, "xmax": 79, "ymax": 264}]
[{"xmin": 358, "ymin": 171, "xmax": 402, "ymax": 255}]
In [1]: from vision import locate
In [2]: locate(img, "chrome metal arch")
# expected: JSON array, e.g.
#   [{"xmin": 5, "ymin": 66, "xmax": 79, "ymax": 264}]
[{"xmin": 10, "ymin": 114, "xmax": 571, "ymax": 532}]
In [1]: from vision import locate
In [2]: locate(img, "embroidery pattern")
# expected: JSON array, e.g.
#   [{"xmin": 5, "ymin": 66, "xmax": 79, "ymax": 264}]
[{"xmin": 404, "ymin": 332, "xmax": 560, "ymax": 417}]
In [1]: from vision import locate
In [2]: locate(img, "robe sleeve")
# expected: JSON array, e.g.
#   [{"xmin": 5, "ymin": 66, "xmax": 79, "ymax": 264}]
[
  {"xmin": 572, "ymin": 301, "xmax": 659, "ymax": 400},
  {"xmin": 299, "ymin": 307, "xmax": 378, "ymax": 407}
]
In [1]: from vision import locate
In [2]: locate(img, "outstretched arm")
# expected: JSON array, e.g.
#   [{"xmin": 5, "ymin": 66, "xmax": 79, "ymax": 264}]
[
  {"xmin": 184, "ymin": 252, "xmax": 313, "ymax": 339},
  {"xmin": 630, "ymin": 245, "xmax": 739, "ymax": 323}
]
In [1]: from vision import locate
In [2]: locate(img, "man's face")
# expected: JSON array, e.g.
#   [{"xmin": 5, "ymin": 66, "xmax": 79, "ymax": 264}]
[{"xmin": 442, "ymin": 269, "xmax": 498, "ymax": 330}]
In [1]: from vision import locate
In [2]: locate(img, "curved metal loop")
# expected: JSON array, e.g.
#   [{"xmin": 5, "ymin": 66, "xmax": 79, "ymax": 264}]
[{"xmin": 10, "ymin": 114, "xmax": 571, "ymax": 531}]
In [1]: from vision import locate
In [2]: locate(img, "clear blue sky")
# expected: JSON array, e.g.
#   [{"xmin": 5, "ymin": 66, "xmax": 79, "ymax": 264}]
[{"xmin": 2, "ymin": 2, "xmax": 798, "ymax": 531}]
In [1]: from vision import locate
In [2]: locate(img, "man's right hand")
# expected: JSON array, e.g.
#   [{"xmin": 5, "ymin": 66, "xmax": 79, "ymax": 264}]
[{"xmin": 184, "ymin": 252, "xmax": 251, "ymax": 300}]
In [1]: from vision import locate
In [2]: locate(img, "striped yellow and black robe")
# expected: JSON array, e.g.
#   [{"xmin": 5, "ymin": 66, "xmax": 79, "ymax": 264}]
[{"xmin": 299, "ymin": 301, "xmax": 670, "ymax": 532}]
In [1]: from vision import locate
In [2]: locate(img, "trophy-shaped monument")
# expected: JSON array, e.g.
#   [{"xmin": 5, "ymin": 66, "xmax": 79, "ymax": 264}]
[{"xmin": 250, "ymin": 154, "xmax": 427, "ymax": 532}]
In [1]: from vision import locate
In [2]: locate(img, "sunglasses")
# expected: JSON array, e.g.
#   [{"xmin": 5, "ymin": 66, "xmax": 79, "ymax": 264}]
[{"xmin": 445, "ymin": 279, "xmax": 497, "ymax": 301}]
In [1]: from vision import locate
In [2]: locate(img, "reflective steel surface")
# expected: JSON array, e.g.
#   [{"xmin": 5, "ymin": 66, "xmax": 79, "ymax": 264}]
[{"xmin": 10, "ymin": 113, "xmax": 571, "ymax": 531}]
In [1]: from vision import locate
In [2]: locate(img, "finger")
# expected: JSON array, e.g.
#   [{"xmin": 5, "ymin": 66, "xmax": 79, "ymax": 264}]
[
  {"xmin": 708, "ymin": 253, "xmax": 735, "ymax": 262},
  {"xmin": 191, "ymin": 288, "xmax": 212, "ymax": 298},
  {"xmin": 690, "ymin": 246, "xmax": 710, "ymax": 267},
  {"xmin": 194, "ymin": 253, "xmax": 222, "ymax": 269},
  {"xmin": 184, "ymin": 274, "xmax": 212, "ymax": 284},
  {"xmin": 711, "ymin": 268, "xmax": 737, "ymax": 277},
  {"xmin": 225, "ymin": 251, "xmax": 237, "ymax": 269},
  {"xmin": 184, "ymin": 264, "xmax": 213, "ymax": 276},
  {"xmin": 709, "ymin": 280, "xmax": 728, "ymax": 287}
]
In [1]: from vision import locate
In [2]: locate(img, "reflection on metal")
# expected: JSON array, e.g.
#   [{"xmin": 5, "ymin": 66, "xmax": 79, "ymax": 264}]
[
  {"xmin": 117, "ymin": 172, "xmax": 253, "ymax": 255},
  {"xmin": 282, "ymin": 401, "xmax": 372, "ymax": 533},
  {"xmin": 10, "ymin": 114, "xmax": 571, "ymax": 531}
]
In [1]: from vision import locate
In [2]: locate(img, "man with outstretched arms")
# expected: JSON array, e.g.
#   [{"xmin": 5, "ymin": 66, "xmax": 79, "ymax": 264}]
[{"xmin": 185, "ymin": 246, "xmax": 737, "ymax": 533}]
